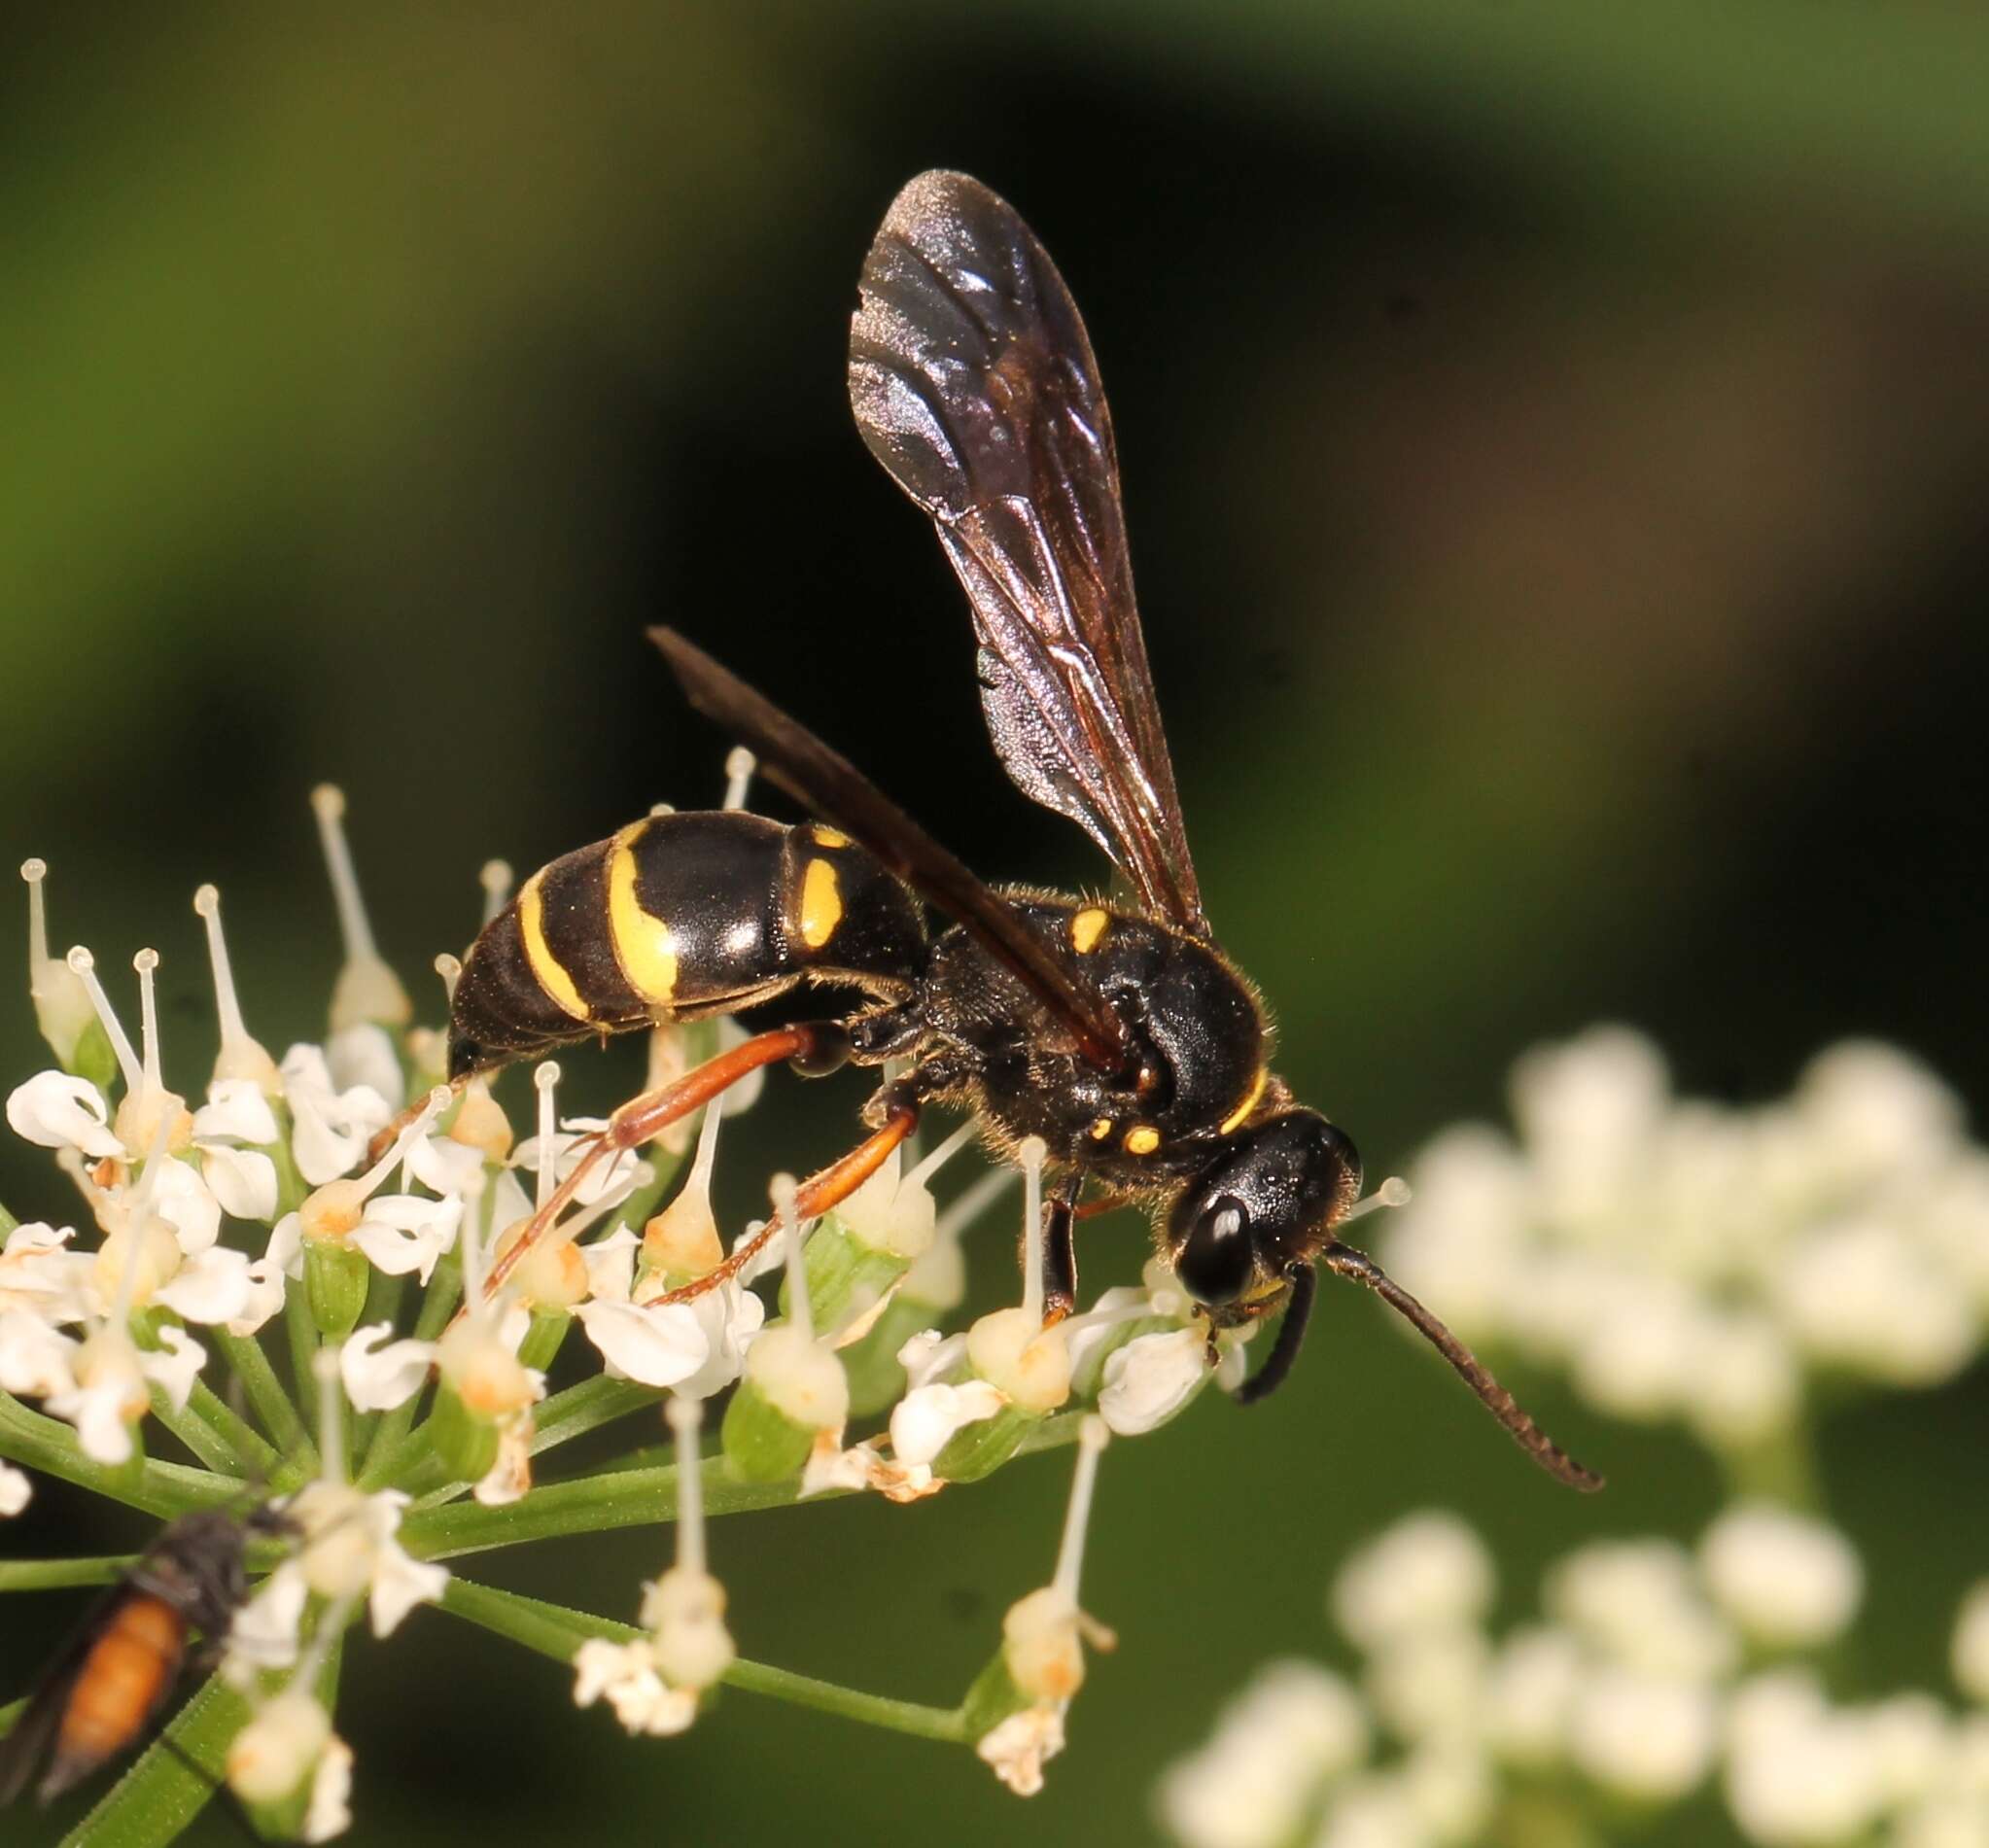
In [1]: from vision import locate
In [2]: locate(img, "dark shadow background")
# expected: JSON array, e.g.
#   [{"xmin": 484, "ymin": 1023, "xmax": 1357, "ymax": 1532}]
[{"xmin": 3, "ymin": 4, "xmax": 1988, "ymax": 1843}]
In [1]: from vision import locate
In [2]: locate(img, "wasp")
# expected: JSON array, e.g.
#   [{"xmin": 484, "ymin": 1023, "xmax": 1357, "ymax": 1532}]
[
  {"xmin": 451, "ymin": 171, "xmax": 1599, "ymax": 1491},
  {"xmin": 0, "ymin": 1501, "xmax": 297, "ymax": 1807}
]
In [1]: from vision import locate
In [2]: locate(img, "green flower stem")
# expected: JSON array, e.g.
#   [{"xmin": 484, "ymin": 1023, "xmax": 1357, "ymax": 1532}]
[
  {"xmin": 401, "ymin": 1410, "xmax": 1085, "ymax": 1559},
  {"xmin": 284, "ymin": 1275, "xmax": 322, "ymax": 1435},
  {"xmin": 181, "ymin": 1377, "xmax": 297, "ymax": 1489},
  {"xmin": 0, "ymin": 1553, "xmax": 139, "ymax": 1591},
  {"xmin": 0, "ymin": 1694, "xmax": 23, "ymax": 1740},
  {"xmin": 356, "ymin": 1253, "xmax": 462, "ymax": 1482},
  {"xmin": 0, "ymin": 1391, "xmax": 241, "ymax": 1519},
  {"xmin": 145, "ymin": 1381, "xmax": 242, "ymax": 1478},
  {"xmin": 438, "ymin": 1577, "xmax": 968, "ymax": 1744},
  {"xmin": 213, "ymin": 1327, "xmax": 316, "ymax": 1476},
  {"xmin": 1722, "ymin": 1409, "xmax": 1824, "ymax": 1511}
]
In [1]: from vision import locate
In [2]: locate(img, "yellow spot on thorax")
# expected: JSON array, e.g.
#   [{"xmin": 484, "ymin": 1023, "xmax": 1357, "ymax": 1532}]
[
  {"xmin": 800, "ymin": 857, "xmax": 844, "ymax": 950},
  {"xmin": 1123, "ymin": 1125, "xmax": 1161, "ymax": 1156},
  {"xmin": 1089, "ymin": 1117, "xmax": 1114, "ymax": 1141},
  {"xmin": 517, "ymin": 872, "xmax": 589, "ymax": 1021},
  {"xmin": 1219, "ymin": 1067, "xmax": 1270, "ymax": 1137},
  {"xmin": 810, "ymin": 824, "xmax": 852, "ymax": 850},
  {"xmin": 608, "ymin": 825, "xmax": 680, "ymax": 1005},
  {"xmin": 1070, "ymin": 907, "xmax": 1109, "ymax": 954}
]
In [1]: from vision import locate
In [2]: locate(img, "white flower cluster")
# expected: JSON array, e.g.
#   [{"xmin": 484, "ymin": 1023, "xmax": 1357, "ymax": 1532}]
[
  {"xmin": 1380, "ymin": 1028, "xmax": 1989, "ymax": 1450},
  {"xmin": 1163, "ymin": 1506, "xmax": 1989, "ymax": 1848}
]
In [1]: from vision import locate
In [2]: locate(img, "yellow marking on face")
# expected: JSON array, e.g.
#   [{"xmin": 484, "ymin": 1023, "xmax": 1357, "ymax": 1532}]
[
  {"xmin": 607, "ymin": 826, "xmax": 680, "ymax": 1005},
  {"xmin": 517, "ymin": 872, "xmax": 589, "ymax": 1022},
  {"xmin": 1089, "ymin": 1117, "xmax": 1114, "ymax": 1141},
  {"xmin": 1123, "ymin": 1125, "xmax": 1161, "ymax": 1157},
  {"xmin": 810, "ymin": 824, "xmax": 852, "ymax": 850},
  {"xmin": 1069, "ymin": 906, "xmax": 1110, "ymax": 955},
  {"xmin": 1219, "ymin": 1067, "xmax": 1270, "ymax": 1137},
  {"xmin": 800, "ymin": 857, "xmax": 844, "ymax": 950}
]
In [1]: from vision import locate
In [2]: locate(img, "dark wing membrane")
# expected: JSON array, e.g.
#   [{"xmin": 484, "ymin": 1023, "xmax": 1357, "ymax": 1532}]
[
  {"xmin": 849, "ymin": 171, "xmax": 1208, "ymax": 936},
  {"xmin": 648, "ymin": 628, "xmax": 1131, "ymax": 1072}
]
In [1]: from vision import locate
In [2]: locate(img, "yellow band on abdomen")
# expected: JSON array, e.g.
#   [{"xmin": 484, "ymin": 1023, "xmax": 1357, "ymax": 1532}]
[
  {"xmin": 517, "ymin": 873, "xmax": 589, "ymax": 1021},
  {"xmin": 607, "ymin": 826, "xmax": 680, "ymax": 1005}
]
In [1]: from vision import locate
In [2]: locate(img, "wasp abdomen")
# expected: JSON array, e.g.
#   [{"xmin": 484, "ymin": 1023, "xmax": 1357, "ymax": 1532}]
[
  {"xmin": 449, "ymin": 812, "xmax": 925, "ymax": 1079},
  {"xmin": 47, "ymin": 1595, "xmax": 185, "ymax": 1797}
]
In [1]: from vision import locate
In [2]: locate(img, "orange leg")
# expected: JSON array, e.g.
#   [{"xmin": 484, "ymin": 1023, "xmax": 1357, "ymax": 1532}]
[
  {"xmin": 478, "ymin": 1024, "xmax": 827, "ymax": 1303},
  {"xmin": 642, "ymin": 1098, "xmax": 920, "ymax": 1306}
]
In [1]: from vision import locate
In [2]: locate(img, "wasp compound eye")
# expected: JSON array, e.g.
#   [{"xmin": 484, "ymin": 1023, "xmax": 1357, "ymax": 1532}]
[{"xmin": 1171, "ymin": 1193, "xmax": 1255, "ymax": 1305}]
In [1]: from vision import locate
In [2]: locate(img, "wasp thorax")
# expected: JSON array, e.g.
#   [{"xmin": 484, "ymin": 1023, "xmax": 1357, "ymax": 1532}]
[{"xmin": 1168, "ymin": 1111, "xmax": 1362, "ymax": 1306}]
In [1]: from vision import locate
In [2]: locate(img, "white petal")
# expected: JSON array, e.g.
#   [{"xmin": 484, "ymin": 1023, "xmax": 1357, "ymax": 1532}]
[
  {"xmin": 48, "ymin": 1373, "xmax": 139, "ymax": 1464},
  {"xmin": 349, "ymin": 1196, "xmax": 460, "ymax": 1285},
  {"xmin": 0, "ymin": 1308, "xmax": 80, "ymax": 1396},
  {"xmin": 407, "ymin": 1133, "xmax": 483, "ymax": 1200},
  {"xmin": 193, "ymin": 1080, "xmax": 280, "ymax": 1147},
  {"xmin": 674, "ymin": 1285, "xmax": 764, "ymax": 1400},
  {"xmin": 225, "ymin": 1258, "xmax": 288, "ymax": 1338},
  {"xmin": 328, "ymin": 1024, "xmax": 405, "ymax": 1111},
  {"xmin": 0, "ymin": 1460, "xmax": 30, "ymax": 1515},
  {"xmin": 302, "ymin": 1736, "xmax": 354, "ymax": 1843},
  {"xmin": 891, "ymin": 1379, "xmax": 1005, "ymax": 1466},
  {"xmin": 339, "ymin": 1323, "xmax": 436, "ymax": 1412},
  {"xmin": 575, "ymin": 1299, "xmax": 711, "ymax": 1388},
  {"xmin": 139, "ymin": 1324, "xmax": 207, "ymax": 1408},
  {"xmin": 199, "ymin": 1145, "xmax": 279, "ymax": 1223},
  {"xmin": 266, "ymin": 1213, "xmax": 303, "ymax": 1279},
  {"xmin": 976, "ymin": 1705, "xmax": 1066, "ymax": 1796},
  {"xmin": 367, "ymin": 1537, "xmax": 449, "ymax": 1637},
  {"xmin": 288, "ymin": 1096, "xmax": 366, "ymax": 1188},
  {"xmin": 153, "ymin": 1247, "xmax": 256, "ymax": 1325},
  {"xmin": 1099, "ymin": 1327, "xmax": 1211, "ymax": 1435},
  {"xmin": 7, "ymin": 1071, "xmax": 124, "ymax": 1159},
  {"xmin": 151, "ymin": 1159, "xmax": 222, "ymax": 1254},
  {"xmin": 896, "ymin": 1328, "xmax": 967, "ymax": 1392},
  {"xmin": 472, "ymin": 1418, "xmax": 532, "ymax": 1507},
  {"xmin": 581, "ymin": 1227, "xmax": 640, "ymax": 1304},
  {"xmin": 227, "ymin": 1565, "xmax": 308, "ymax": 1677}
]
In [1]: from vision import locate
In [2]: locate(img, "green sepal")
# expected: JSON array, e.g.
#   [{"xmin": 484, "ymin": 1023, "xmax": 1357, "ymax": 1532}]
[
  {"xmin": 960, "ymin": 1649, "xmax": 1029, "ymax": 1741},
  {"xmin": 304, "ymin": 1240, "xmax": 370, "ymax": 1340},
  {"xmin": 841, "ymin": 1294, "xmax": 942, "ymax": 1418},
  {"xmin": 63, "ymin": 1015, "xmax": 120, "ymax": 1095},
  {"xmin": 720, "ymin": 1376, "xmax": 816, "ymax": 1484},
  {"xmin": 517, "ymin": 1307, "xmax": 572, "ymax": 1374},
  {"xmin": 933, "ymin": 1404, "xmax": 1040, "ymax": 1484},
  {"xmin": 778, "ymin": 1214, "xmax": 911, "ymax": 1338},
  {"xmin": 427, "ymin": 1381, "xmax": 501, "ymax": 1484}
]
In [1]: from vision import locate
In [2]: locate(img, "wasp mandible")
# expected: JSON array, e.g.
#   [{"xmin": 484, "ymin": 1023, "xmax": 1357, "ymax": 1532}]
[{"xmin": 449, "ymin": 171, "xmax": 1599, "ymax": 1492}]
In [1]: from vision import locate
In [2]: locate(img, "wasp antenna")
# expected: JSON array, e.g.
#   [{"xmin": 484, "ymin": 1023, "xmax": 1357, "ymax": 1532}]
[
  {"xmin": 1233, "ymin": 1264, "xmax": 1316, "ymax": 1407},
  {"xmin": 1319, "ymin": 1240, "xmax": 1605, "ymax": 1493}
]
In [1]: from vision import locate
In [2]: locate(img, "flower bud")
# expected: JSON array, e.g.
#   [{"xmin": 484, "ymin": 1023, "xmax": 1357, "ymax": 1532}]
[
  {"xmin": 967, "ymin": 1308, "xmax": 1071, "ymax": 1412},
  {"xmin": 230, "ymin": 1687, "xmax": 332, "ymax": 1806},
  {"xmin": 778, "ymin": 1212, "xmax": 913, "ymax": 1337},
  {"xmin": 304, "ymin": 1239, "xmax": 370, "ymax": 1340},
  {"xmin": 721, "ymin": 1327, "xmax": 849, "ymax": 1482},
  {"xmin": 448, "ymin": 1083, "xmax": 513, "ymax": 1163}
]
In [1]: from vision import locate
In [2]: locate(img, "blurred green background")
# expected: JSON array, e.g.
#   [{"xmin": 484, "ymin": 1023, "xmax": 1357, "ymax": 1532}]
[{"xmin": 4, "ymin": 3, "xmax": 1988, "ymax": 1843}]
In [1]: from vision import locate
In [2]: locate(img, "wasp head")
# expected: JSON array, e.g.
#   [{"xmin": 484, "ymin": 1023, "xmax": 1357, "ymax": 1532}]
[{"xmin": 1167, "ymin": 1109, "xmax": 1361, "ymax": 1311}]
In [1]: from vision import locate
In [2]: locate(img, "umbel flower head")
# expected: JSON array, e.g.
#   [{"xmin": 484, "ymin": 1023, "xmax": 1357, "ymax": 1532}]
[{"xmin": 2, "ymin": 781, "xmax": 1399, "ymax": 1838}]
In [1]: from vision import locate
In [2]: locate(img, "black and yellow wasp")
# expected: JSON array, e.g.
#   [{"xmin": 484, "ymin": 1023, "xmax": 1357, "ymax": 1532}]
[{"xmin": 447, "ymin": 171, "xmax": 1597, "ymax": 1490}]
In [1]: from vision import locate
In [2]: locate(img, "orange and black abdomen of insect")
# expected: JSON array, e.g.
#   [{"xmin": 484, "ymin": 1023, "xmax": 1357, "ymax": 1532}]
[
  {"xmin": 448, "ymin": 811, "xmax": 928, "ymax": 1078},
  {"xmin": 40, "ymin": 1590, "xmax": 188, "ymax": 1800}
]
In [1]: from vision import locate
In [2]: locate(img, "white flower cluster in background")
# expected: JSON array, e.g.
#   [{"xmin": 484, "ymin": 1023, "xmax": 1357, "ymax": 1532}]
[
  {"xmin": 1379, "ymin": 1028, "xmax": 1989, "ymax": 1453},
  {"xmin": 1161, "ymin": 1505, "xmax": 1989, "ymax": 1848}
]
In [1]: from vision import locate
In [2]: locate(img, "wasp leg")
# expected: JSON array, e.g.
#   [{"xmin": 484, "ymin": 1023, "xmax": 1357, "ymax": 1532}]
[
  {"xmin": 477, "ymin": 1022, "xmax": 844, "ymax": 1304},
  {"xmin": 1038, "ymin": 1173, "xmax": 1082, "ymax": 1324},
  {"xmin": 644, "ymin": 1098, "xmax": 921, "ymax": 1305}
]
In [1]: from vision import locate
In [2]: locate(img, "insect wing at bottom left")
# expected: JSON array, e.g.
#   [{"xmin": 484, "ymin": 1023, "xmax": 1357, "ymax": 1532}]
[{"xmin": 0, "ymin": 1506, "xmax": 267, "ymax": 1808}]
